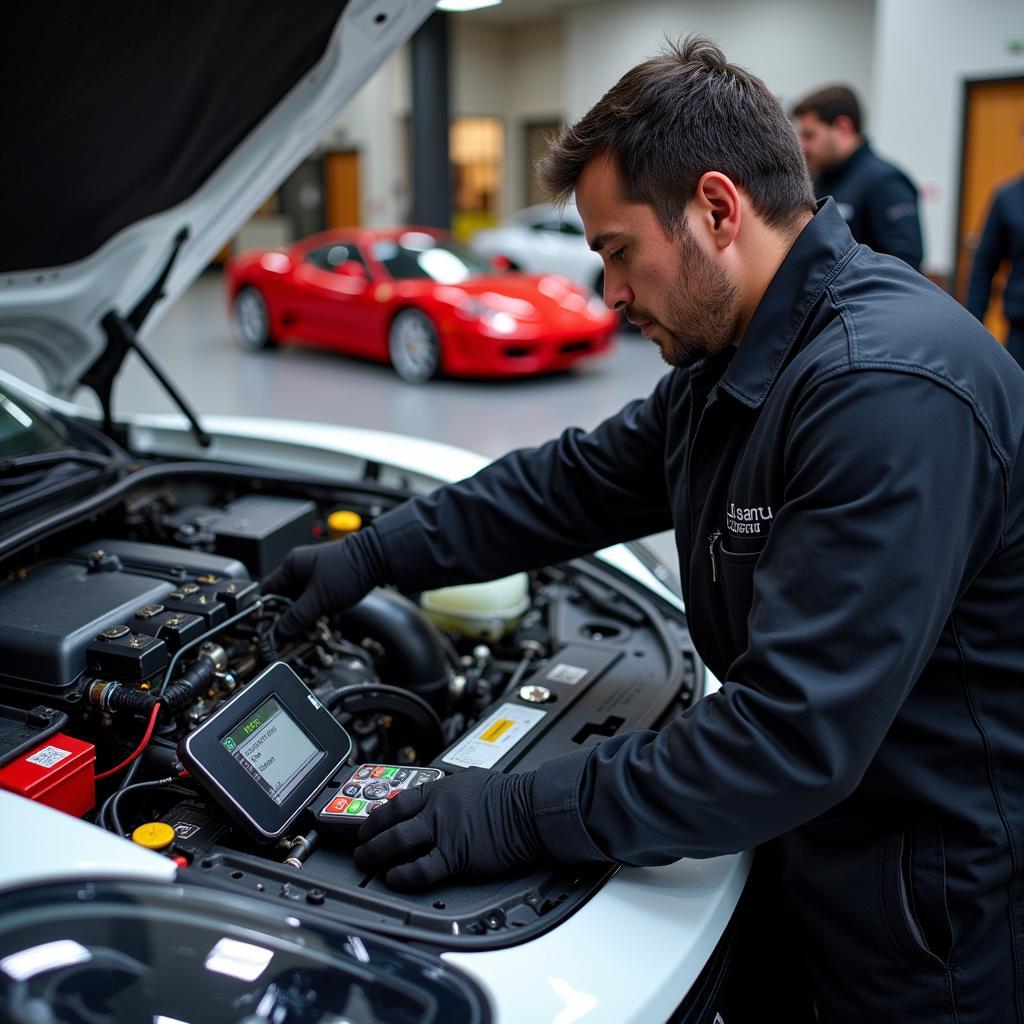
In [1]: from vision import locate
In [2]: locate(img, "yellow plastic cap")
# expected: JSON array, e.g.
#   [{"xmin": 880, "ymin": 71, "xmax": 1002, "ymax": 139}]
[
  {"xmin": 327, "ymin": 510, "xmax": 363, "ymax": 537},
  {"xmin": 132, "ymin": 821, "xmax": 176, "ymax": 851}
]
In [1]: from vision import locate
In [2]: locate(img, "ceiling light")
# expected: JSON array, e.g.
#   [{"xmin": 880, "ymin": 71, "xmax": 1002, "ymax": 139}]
[{"xmin": 435, "ymin": 0, "xmax": 501, "ymax": 11}]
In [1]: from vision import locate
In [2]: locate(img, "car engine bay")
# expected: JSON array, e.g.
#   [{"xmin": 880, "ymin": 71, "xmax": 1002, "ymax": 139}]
[{"xmin": 0, "ymin": 466, "xmax": 701, "ymax": 948}]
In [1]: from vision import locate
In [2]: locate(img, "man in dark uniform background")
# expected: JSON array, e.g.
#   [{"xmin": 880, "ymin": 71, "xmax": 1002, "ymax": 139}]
[
  {"xmin": 792, "ymin": 84, "xmax": 924, "ymax": 269},
  {"xmin": 967, "ymin": 122, "xmax": 1024, "ymax": 367},
  {"xmin": 269, "ymin": 39, "xmax": 1024, "ymax": 1023}
]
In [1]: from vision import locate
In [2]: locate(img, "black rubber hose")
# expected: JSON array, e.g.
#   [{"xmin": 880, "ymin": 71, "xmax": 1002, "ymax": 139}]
[
  {"xmin": 334, "ymin": 589, "xmax": 450, "ymax": 713},
  {"xmin": 159, "ymin": 658, "xmax": 215, "ymax": 712},
  {"xmin": 97, "ymin": 658, "xmax": 215, "ymax": 716},
  {"xmin": 97, "ymin": 684, "xmax": 155, "ymax": 715},
  {"xmin": 325, "ymin": 682, "xmax": 445, "ymax": 762}
]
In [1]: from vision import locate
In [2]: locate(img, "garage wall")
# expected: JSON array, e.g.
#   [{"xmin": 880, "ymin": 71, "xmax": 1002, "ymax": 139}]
[
  {"xmin": 871, "ymin": 0, "xmax": 1024, "ymax": 275},
  {"xmin": 451, "ymin": 19, "xmax": 566, "ymax": 215},
  {"xmin": 502, "ymin": 21, "xmax": 567, "ymax": 213},
  {"xmin": 323, "ymin": 19, "xmax": 566, "ymax": 224},
  {"xmin": 322, "ymin": 50, "xmax": 408, "ymax": 226},
  {"xmin": 563, "ymin": 0, "xmax": 876, "ymax": 120}
]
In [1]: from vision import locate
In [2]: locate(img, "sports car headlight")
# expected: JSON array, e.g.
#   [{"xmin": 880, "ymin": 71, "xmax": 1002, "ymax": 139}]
[
  {"xmin": 483, "ymin": 310, "xmax": 518, "ymax": 334},
  {"xmin": 455, "ymin": 297, "xmax": 518, "ymax": 334}
]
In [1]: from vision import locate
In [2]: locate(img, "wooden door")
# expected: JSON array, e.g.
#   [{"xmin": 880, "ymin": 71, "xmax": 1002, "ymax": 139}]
[
  {"xmin": 324, "ymin": 150, "xmax": 361, "ymax": 229},
  {"xmin": 955, "ymin": 77, "xmax": 1024, "ymax": 343}
]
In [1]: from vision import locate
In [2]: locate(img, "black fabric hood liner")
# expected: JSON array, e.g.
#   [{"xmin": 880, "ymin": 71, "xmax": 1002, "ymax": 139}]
[{"xmin": 4, "ymin": 1, "xmax": 348, "ymax": 274}]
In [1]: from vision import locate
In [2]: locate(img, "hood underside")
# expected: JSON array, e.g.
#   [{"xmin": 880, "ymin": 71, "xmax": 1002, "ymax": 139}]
[{"xmin": 0, "ymin": 0, "xmax": 434, "ymax": 398}]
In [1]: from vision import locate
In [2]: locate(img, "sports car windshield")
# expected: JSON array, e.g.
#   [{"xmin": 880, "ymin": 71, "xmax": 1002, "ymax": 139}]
[{"xmin": 371, "ymin": 232, "xmax": 491, "ymax": 284}]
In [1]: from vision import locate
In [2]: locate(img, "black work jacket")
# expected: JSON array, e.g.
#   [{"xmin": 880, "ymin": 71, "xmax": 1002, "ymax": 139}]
[
  {"xmin": 968, "ymin": 175, "xmax": 1024, "ymax": 326},
  {"xmin": 376, "ymin": 201, "xmax": 1024, "ymax": 1021},
  {"xmin": 815, "ymin": 140, "xmax": 923, "ymax": 270}
]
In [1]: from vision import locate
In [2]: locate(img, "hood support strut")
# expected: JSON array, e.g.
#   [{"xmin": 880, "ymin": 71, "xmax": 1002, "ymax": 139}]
[{"xmin": 82, "ymin": 228, "xmax": 210, "ymax": 449}]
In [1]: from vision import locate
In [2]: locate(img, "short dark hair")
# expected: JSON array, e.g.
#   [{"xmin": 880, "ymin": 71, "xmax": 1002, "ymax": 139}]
[
  {"xmin": 791, "ymin": 85, "xmax": 863, "ymax": 134},
  {"xmin": 537, "ymin": 36, "xmax": 815, "ymax": 234}
]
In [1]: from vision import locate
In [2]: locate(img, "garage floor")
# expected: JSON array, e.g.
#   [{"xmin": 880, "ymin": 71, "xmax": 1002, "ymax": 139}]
[{"xmin": 9, "ymin": 271, "xmax": 682, "ymax": 581}]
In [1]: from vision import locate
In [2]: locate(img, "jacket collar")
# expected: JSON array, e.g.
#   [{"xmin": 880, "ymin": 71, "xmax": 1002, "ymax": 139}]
[{"xmin": 717, "ymin": 198, "xmax": 857, "ymax": 409}]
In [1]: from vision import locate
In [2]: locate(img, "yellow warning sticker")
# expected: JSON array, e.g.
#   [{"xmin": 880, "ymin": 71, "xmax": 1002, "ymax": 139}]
[
  {"xmin": 480, "ymin": 719, "xmax": 514, "ymax": 743},
  {"xmin": 442, "ymin": 702, "xmax": 548, "ymax": 769}
]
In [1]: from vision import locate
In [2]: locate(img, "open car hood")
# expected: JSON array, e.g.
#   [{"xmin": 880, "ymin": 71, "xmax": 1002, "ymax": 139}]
[{"xmin": 0, "ymin": 1, "xmax": 434, "ymax": 399}]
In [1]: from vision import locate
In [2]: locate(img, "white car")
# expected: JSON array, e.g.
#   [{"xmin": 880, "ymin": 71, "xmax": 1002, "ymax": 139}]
[
  {"xmin": 471, "ymin": 203, "xmax": 607, "ymax": 297},
  {"xmin": 0, "ymin": 4, "xmax": 751, "ymax": 1023}
]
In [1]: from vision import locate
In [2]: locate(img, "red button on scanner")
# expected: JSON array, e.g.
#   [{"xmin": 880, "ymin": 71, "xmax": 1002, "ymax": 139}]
[{"xmin": 325, "ymin": 796, "xmax": 352, "ymax": 815}]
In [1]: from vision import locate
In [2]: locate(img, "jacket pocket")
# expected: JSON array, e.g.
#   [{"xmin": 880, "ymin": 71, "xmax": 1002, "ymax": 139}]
[
  {"xmin": 880, "ymin": 824, "xmax": 953, "ymax": 969},
  {"xmin": 717, "ymin": 541, "xmax": 764, "ymax": 649}
]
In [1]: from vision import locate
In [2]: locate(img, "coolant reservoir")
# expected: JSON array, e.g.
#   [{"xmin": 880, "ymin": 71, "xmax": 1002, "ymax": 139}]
[{"xmin": 420, "ymin": 574, "xmax": 530, "ymax": 641}]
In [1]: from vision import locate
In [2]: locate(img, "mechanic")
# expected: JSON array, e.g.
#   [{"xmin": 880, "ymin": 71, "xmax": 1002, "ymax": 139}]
[
  {"xmin": 267, "ymin": 38, "xmax": 1024, "ymax": 1023},
  {"xmin": 791, "ymin": 84, "xmax": 924, "ymax": 270},
  {"xmin": 967, "ymin": 124, "xmax": 1024, "ymax": 368}
]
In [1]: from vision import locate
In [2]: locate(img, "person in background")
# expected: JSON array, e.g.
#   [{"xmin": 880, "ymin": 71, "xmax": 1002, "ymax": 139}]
[
  {"xmin": 967, "ymin": 124, "xmax": 1024, "ymax": 368},
  {"xmin": 792, "ymin": 84, "xmax": 923, "ymax": 269}
]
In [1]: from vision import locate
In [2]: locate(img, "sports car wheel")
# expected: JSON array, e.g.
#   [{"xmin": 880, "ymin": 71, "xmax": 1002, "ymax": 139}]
[
  {"xmin": 232, "ymin": 286, "xmax": 275, "ymax": 351},
  {"xmin": 388, "ymin": 309, "xmax": 442, "ymax": 383}
]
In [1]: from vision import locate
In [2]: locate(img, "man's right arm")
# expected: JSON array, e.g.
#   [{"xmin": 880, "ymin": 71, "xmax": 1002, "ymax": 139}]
[
  {"xmin": 267, "ymin": 372, "xmax": 677, "ymax": 634},
  {"xmin": 966, "ymin": 191, "xmax": 1007, "ymax": 323}
]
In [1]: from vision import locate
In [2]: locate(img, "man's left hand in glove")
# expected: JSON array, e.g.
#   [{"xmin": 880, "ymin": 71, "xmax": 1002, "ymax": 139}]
[{"xmin": 353, "ymin": 768, "xmax": 547, "ymax": 890}]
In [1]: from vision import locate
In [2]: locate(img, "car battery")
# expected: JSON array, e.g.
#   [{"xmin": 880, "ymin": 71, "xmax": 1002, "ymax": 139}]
[
  {"xmin": 0, "ymin": 703, "xmax": 67, "ymax": 765},
  {"xmin": 0, "ymin": 731, "xmax": 96, "ymax": 816}
]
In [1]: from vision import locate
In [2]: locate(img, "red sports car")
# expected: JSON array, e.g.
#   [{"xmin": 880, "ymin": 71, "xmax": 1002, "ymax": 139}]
[{"xmin": 225, "ymin": 227, "xmax": 617, "ymax": 382}]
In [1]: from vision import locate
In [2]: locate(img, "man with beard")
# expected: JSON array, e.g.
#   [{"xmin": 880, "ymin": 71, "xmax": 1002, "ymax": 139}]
[
  {"xmin": 791, "ymin": 84, "xmax": 924, "ymax": 270},
  {"xmin": 268, "ymin": 38, "xmax": 1024, "ymax": 1023}
]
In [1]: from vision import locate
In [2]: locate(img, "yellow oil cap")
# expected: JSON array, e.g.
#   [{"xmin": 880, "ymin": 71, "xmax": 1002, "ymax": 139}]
[
  {"xmin": 132, "ymin": 821, "xmax": 176, "ymax": 851},
  {"xmin": 327, "ymin": 510, "xmax": 363, "ymax": 538}
]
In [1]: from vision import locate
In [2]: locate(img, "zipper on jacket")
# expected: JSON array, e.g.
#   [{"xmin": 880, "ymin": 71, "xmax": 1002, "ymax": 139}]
[{"xmin": 708, "ymin": 529, "xmax": 722, "ymax": 584}]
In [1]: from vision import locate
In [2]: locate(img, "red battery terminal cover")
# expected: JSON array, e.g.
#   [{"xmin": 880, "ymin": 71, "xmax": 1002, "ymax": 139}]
[{"xmin": 0, "ymin": 732, "xmax": 96, "ymax": 816}]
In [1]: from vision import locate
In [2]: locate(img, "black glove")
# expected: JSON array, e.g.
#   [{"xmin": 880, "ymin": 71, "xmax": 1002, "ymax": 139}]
[
  {"xmin": 353, "ymin": 768, "xmax": 547, "ymax": 891},
  {"xmin": 263, "ymin": 528, "xmax": 387, "ymax": 637}
]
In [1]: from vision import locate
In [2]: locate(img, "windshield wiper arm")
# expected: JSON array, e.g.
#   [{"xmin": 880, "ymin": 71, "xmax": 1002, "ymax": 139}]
[
  {"xmin": 82, "ymin": 227, "xmax": 211, "ymax": 450},
  {"xmin": 101, "ymin": 310, "xmax": 212, "ymax": 449},
  {"xmin": 0, "ymin": 449, "xmax": 114, "ymax": 475}
]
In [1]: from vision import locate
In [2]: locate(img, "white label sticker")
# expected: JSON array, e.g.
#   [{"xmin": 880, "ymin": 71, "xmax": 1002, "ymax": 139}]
[
  {"xmin": 546, "ymin": 663, "xmax": 588, "ymax": 685},
  {"xmin": 26, "ymin": 746, "xmax": 71, "ymax": 769},
  {"xmin": 442, "ymin": 703, "xmax": 547, "ymax": 769}
]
